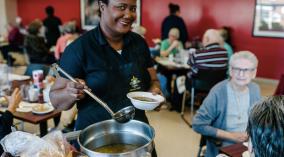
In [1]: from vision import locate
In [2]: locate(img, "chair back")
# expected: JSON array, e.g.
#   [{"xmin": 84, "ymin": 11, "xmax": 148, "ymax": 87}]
[
  {"xmin": 24, "ymin": 63, "xmax": 50, "ymax": 77},
  {"xmin": 192, "ymin": 69, "xmax": 227, "ymax": 92},
  {"xmin": 274, "ymin": 74, "xmax": 284, "ymax": 95}
]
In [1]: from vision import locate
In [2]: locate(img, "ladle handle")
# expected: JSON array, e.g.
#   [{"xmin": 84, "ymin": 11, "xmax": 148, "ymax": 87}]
[{"xmin": 52, "ymin": 63, "xmax": 115, "ymax": 116}]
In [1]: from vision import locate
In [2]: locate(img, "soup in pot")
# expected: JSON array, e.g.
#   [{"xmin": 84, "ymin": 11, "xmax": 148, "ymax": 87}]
[
  {"xmin": 132, "ymin": 96, "xmax": 156, "ymax": 102},
  {"xmin": 94, "ymin": 144, "xmax": 140, "ymax": 153}
]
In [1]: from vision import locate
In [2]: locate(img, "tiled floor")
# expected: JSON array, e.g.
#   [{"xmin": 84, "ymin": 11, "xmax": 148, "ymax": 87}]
[{"xmin": 13, "ymin": 75, "xmax": 277, "ymax": 157}]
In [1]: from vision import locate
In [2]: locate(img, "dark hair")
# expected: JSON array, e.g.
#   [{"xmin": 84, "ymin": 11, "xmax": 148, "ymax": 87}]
[
  {"xmin": 45, "ymin": 6, "xmax": 54, "ymax": 16},
  {"xmin": 97, "ymin": 0, "xmax": 109, "ymax": 17},
  {"xmin": 220, "ymin": 26, "xmax": 232, "ymax": 45},
  {"xmin": 168, "ymin": 3, "xmax": 180, "ymax": 14},
  {"xmin": 247, "ymin": 96, "xmax": 284, "ymax": 157},
  {"xmin": 27, "ymin": 20, "xmax": 42, "ymax": 35}
]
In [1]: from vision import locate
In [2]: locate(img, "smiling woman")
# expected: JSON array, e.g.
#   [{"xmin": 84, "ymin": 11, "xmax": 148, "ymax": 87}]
[
  {"xmin": 81, "ymin": 0, "xmax": 141, "ymax": 30},
  {"xmin": 191, "ymin": 51, "xmax": 261, "ymax": 157},
  {"xmin": 50, "ymin": 0, "xmax": 160, "ymax": 156}
]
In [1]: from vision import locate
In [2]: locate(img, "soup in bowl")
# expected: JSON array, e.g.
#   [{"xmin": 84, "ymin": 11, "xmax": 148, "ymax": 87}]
[{"xmin": 127, "ymin": 91, "xmax": 165, "ymax": 110}]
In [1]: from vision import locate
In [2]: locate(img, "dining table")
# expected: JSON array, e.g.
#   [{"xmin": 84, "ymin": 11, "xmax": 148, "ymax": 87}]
[
  {"xmin": 0, "ymin": 73, "xmax": 61, "ymax": 137},
  {"xmin": 0, "ymin": 106, "xmax": 61, "ymax": 137},
  {"xmin": 154, "ymin": 57, "xmax": 190, "ymax": 113}
]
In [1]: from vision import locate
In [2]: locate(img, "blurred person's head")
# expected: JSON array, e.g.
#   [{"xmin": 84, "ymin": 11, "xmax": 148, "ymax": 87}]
[
  {"xmin": 229, "ymin": 51, "xmax": 258, "ymax": 88},
  {"xmin": 202, "ymin": 29, "xmax": 224, "ymax": 47},
  {"xmin": 45, "ymin": 6, "xmax": 54, "ymax": 16},
  {"xmin": 219, "ymin": 26, "xmax": 232, "ymax": 44},
  {"xmin": 15, "ymin": 17, "xmax": 23, "ymax": 27},
  {"xmin": 168, "ymin": 28, "xmax": 180, "ymax": 42},
  {"xmin": 63, "ymin": 22, "xmax": 76, "ymax": 34},
  {"xmin": 247, "ymin": 96, "xmax": 284, "ymax": 157},
  {"xmin": 132, "ymin": 25, "xmax": 146, "ymax": 38},
  {"xmin": 98, "ymin": 0, "xmax": 137, "ymax": 35},
  {"xmin": 27, "ymin": 19, "xmax": 43, "ymax": 35},
  {"xmin": 168, "ymin": 3, "xmax": 180, "ymax": 15}
]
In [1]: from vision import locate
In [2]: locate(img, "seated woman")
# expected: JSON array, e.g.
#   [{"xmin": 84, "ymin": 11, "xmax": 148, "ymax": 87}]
[
  {"xmin": 24, "ymin": 19, "xmax": 55, "ymax": 64},
  {"xmin": 192, "ymin": 51, "xmax": 261, "ymax": 157},
  {"xmin": 160, "ymin": 27, "xmax": 183, "ymax": 57},
  {"xmin": 0, "ymin": 88, "xmax": 22, "ymax": 154},
  {"xmin": 54, "ymin": 21, "xmax": 79, "ymax": 60}
]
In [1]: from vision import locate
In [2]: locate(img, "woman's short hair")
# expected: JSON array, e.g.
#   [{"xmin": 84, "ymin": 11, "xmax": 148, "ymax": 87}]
[
  {"xmin": 168, "ymin": 3, "xmax": 180, "ymax": 14},
  {"xmin": 229, "ymin": 51, "xmax": 258, "ymax": 68},
  {"xmin": 63, "ymin": 22, "xmax": 76, "ymax": 34},
  {"xmin": 168, "ymin": 28, "xmax": 180, "ymax": 39},
  {"xmin": 247, "ymin": 96, "xmax": 284, "ymax": 157},
  {"xmin": 27, "ymin": 19, "xmax": 42, "ymax": 35}
]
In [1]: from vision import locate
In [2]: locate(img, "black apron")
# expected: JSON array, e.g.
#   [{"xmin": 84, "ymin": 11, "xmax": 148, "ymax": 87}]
[
  {"xmin": 75, "ymin": 47, "xmax": 151, "ymax": 131},
  {"xmin": 73, "ymin": 43, "xmax": 157, "ymax": 157}
]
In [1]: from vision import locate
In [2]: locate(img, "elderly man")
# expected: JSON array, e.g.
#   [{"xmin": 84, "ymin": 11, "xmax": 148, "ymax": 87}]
[
  {"xmin": 192, "ymin": 51, "xmax": 261, "ymax": 157},
  {"xmin": 188, "ymin": 29, "xmax": 228, "ymax": 77},
  {"xmin": 247, "ymin": 96, "xmax": 284, "ymax": 157},
  {"xmin": 160, "ymin": 27, "xmax": 183, "ymax": 57}
]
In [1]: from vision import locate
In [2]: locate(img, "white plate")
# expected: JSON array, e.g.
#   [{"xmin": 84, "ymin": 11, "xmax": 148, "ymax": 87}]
[
  {"xmin": 19, "ymin": 102, "xmax": 38, "ymax": 108},
  {"xmin": 127, "ymin": 91, "xmax": 165, "ymax": 110},
  {"xmin": 32, "ymin": 103, "xmax": 54, "ymax": 115},
  {"xmin": 16, "ymin": 107, "xmax": 32, "ymax": 112},
  {"xmin": 242, "ymin": 151, "xmax": 250, "ymax": 157}
]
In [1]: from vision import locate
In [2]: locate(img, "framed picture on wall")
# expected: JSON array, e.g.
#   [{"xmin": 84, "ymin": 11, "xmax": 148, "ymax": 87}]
[
  {"xmin": 253, "ymin": 0, "xmax": 284, "ymax": 38},
  {"xmin": 80, "ymin": 0, "xmax": 141, "ymax": 30}
]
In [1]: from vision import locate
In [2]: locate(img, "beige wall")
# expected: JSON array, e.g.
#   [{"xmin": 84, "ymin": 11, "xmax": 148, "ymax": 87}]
[{"xmin": 0, "ymin": 0, "xmax": 17, "ymax": 36}]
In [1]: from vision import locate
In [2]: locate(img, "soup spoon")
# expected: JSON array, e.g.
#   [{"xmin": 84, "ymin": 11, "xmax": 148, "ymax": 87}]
[{"xmin": 52, "ymin": 63, "xmax": 135, "ymax": 123}]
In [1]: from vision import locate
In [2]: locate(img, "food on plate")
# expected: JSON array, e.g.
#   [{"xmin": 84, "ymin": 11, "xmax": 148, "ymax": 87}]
[
  {"xmin": 0, "ymin": 96, "xmax": 8, "ymax": 106},
  {"xmin": 33, "ymin": 104, "xmax": 48, "ymax": 112},
  {"xmin": 132, "ymin": 96, "xmax": 157, "ymax": 102},
  {"xmin": 93, "ymin": 144, "xmax": 140, "ymax": 153}
]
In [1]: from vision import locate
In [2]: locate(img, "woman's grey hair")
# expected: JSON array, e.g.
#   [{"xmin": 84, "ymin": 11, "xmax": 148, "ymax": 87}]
[{"xmin": 229, "ymin": 51, "xmax": 258, "ymax": 68}]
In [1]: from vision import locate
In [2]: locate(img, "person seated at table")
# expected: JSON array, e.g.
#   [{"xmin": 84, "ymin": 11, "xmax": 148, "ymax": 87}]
[
  {"xmin": 24, "ymin": 19, "xmax": 56, "ymax": 64},
  {"xmin": 54, "ymin": 21, "xmax": 79, "ymax": 60},
  {"xmin": 187, "ymin": 29, "xmax": 228, "ymax": 78},
  {"xmin": 218, "ymin": 26, "xmax": 233, "ymax": 59},
  {"xmin": 0, "ymin": 88, "xmax": 22, "ymax": 154},
  {"xmin": 192, "ymin": 51, "xmax": 261, "ymax": 157},
  {"xmin": 160, "ymin": 27, "xmax": 183, "ymax": 57},
  {"xmin": 247, "ymin": 96, "xmax": 284, "ymax": 157}
]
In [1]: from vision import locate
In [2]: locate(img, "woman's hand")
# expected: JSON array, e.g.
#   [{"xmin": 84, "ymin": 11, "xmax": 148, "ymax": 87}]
[
  {"xmin": 65, "ymin": 79, "xmax": 87, "ymax": 100},
  {"xmin": 217, "ymin": 129, "xmax": 248, "ymax": 143},
  {"xmin": 171, "ymin": 40, "xmax": 180, "ymax": 48},
  {"xmin": 229, "ymin": 132, "xmax": 248, "ymax": 143},
  {"xmin": 50, "ymin": 77, "xmax": 88, "ymax": 110},
  {"xmin": 149, "ymin": 81, "xmax": 164, "ymax": 111},
  {"xmin": 7, "ymin": 88, "xmax": 22, "ymax": 114}
]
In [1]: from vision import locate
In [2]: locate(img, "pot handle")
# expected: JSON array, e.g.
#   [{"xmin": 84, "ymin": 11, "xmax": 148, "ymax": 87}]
[{"xmin": 64, "ymin": 130, "xmax": 81, "ymax": 141}]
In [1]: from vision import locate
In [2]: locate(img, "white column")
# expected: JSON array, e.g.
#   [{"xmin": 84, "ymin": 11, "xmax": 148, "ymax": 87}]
[{"xmin": 0, "ymin": 0, "xmax": 18, "ymax": 36}]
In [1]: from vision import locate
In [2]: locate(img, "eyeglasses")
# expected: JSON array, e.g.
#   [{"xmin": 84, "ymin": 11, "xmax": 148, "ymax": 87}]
[{"xmin": 231, "ymin": 66, "xmax": 256, "ymax": 74}]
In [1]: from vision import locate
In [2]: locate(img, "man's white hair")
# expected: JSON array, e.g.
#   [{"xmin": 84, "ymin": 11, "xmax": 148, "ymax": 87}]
[
  {"xmin": 202, "ymin": 29, "xmax": 224, "ymax": 46},
  {"xmin": 229, "ymin": 51, "xmax": 258, "ymax": 68}
]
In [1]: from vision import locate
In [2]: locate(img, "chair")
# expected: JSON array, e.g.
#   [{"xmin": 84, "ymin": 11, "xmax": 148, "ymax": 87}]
[
  {"xmin": 181, "ymin": 69, "xmax": 227, "ymax": 127},
  {"xmin": 274, "ymin": 74, "xmax": 284, "ymax": 95},
  {"xmin": 24, "ymin": 63, "xmax": 50, "ymax": 77},
  {"xmin": 197, "ymin": 135, "xmax": 207, "ymax": 157}
]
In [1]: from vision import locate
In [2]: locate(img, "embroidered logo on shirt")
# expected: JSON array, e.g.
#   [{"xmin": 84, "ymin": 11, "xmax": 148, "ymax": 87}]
[{"xmin": 129, "ymin": 76, "xmax": 141, "ymax": 91}]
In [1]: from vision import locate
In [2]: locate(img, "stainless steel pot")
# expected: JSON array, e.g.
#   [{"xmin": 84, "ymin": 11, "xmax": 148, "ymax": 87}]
[{"xmin": 78, "ymin": 120, "xmax": 155, "ymax": 157}]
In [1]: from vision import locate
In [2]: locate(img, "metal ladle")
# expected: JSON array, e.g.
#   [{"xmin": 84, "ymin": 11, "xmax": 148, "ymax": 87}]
[{"xmin": 52, "ymin": 63, "xmax": 135, "ymax": 123}]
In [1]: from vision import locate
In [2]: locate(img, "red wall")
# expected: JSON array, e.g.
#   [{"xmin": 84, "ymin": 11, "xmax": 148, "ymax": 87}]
[
  {"xmin": 142, "ymin": 0, "xmax": 284, "ymax": 79},
  {"xmin": 17, "ymin": 0, "xmax": 284, "ymax": 79},
  {"xmin": 17, "ymin": 0, "xmax": 81, "ymax": 27}
]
